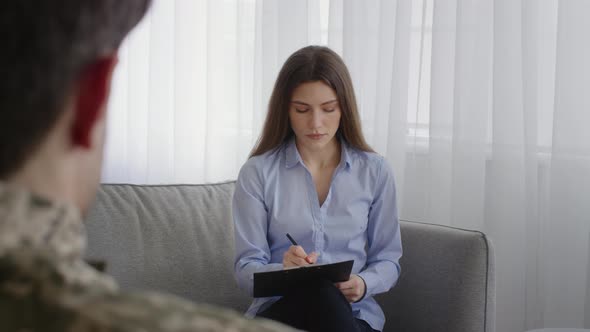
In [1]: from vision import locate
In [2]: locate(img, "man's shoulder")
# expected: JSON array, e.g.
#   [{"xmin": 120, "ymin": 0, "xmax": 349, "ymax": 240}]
[
  {"xmin": 0, "ymin": 185, "xmax": 296, "ymax": 331},
  {"xmin": 0, "ymin": 252, "xmax": 295, "ymax": 332},
  {"xmin": 64, "ymin": 291, "xmax": 297, "ymax": 331}
]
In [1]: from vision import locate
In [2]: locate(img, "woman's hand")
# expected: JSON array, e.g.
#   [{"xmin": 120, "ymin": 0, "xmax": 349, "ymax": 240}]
[
  {"xmin": 283, "ymin": 245, "xmax": 319, "ymax": 268},
  {"xmin": 335, "ymin": 274, "xmax": 366, "ymax": 303}
]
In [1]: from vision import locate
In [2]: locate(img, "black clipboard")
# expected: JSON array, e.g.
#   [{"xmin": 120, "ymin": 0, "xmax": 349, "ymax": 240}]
[{"xmin": 253, "ymin": 260, "xmax": 354, "ymax": 298}]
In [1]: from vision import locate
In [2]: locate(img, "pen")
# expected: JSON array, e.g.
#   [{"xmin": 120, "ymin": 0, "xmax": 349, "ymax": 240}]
[
  {"xmin": 286, "ymin": 233, "xmax": 313, "ymax": 264},
  {"xmin": 286, "ymin": 233, "xmax": 298, "ymax": 246}
]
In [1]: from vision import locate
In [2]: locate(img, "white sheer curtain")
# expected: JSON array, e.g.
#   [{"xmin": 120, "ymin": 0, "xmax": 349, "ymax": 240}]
[{"xmin": 103, "ymin": 0, "xmax": 590, "ymax": 331}]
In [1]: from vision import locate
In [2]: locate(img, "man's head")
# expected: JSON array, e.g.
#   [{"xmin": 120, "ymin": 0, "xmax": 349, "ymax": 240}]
[{"xmin": 0, "ymin": 0, "xmax": 150, "ymax": 212}]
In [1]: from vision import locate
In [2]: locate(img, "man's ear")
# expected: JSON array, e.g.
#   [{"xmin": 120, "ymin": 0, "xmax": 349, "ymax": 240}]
[{"xmin": 71, "ymin": 55, "xmax": 118, "ymax": 148}]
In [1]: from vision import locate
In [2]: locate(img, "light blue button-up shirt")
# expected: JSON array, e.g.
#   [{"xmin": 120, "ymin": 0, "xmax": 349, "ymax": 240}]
[{"xmin": 233, "ymin": 138, "xmax": 402, "ymax": 331}]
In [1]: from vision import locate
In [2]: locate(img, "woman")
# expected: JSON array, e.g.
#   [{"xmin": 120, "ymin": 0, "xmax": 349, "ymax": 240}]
[{"xmin": 233, "ymin": 45, "xmax": 401, "ymax": 332}]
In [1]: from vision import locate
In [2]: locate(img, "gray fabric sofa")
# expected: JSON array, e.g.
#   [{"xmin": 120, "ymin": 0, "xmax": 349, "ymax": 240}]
[{"xmin": 84, "ymin": 182, "xmax": 495, "ymax": 332}]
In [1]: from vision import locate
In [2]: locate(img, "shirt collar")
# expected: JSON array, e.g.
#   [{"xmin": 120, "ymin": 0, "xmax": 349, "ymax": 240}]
[
  {"xmin": 285, "ymin": 138, "xmax": 302, "ymax": 169},
  {"xmin": 0, "ymin": 182, "xmax": 85, "ymax": 260},
  {"xmin": 340, "ymin": 140, "xmax": 353, "ymax": 170},
  {"xmin": 284, "ymin": 137, "xmax": 353, "ymax": 170}
]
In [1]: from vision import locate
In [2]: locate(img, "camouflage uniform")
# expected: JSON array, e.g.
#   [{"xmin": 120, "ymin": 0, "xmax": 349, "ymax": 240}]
[{"xmin": 0, "ymin": 183, "xmax": 296, "ymax": 332}]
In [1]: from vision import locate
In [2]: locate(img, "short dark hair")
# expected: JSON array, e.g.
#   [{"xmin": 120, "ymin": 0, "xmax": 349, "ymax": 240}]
[
  {"xmin": 250, "ymin": 45, "xmax": 373, "ymax": 158},
  {"xmin": 0, "ymin": 0, "xmax": 151, "ymax": 178}
]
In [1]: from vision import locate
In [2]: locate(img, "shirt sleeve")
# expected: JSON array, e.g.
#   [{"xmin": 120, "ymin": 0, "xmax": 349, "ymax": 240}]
[
  {"xmin": 233, "ymin": 160, "xmax": 283, "ymax": 297},
  {"xmin": 357, "ymin": 157, "xmax": 402, "ymax": 298}
]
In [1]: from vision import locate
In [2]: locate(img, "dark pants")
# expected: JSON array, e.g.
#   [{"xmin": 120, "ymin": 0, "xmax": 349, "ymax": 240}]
[{"xmin": 257, "ymin": 279, "xmax": 378, "ymax": 332}]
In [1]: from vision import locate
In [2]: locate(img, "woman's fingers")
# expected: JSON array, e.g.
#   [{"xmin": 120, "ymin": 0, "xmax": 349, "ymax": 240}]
[
  {"xmin": 291, "ymin": 245, "xmax": 307, "ymax": 258},
  {"xmin": 282, "ymin": 246, "xmax": 320, "ymax": 267},
  {"xmin": 335, "ymin": 275, "xmax": 366, "ymax": 302},
  {"xmin": 305, "ymin": 251, "xmax": 319, "ymax": 264},
  {"xmin": 289, "ymin": 256, "xmax": 309, "ymax": 267},
  {"xmin": 283, "ymin": 246, "xmax": 311, "ymax": 267}
]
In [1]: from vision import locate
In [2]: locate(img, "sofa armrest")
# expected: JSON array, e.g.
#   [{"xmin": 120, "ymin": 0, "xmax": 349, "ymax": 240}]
[{"xmin": 375, "ymin": 220, "xmax": 495, "ymax": 332}]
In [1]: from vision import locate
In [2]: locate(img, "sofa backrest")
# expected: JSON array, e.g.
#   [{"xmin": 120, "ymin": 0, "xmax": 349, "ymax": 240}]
[
  {"xmin": 84, "ymin": 182, "xmax": 251, "ymax": 312},
  {"xmin": 85, "ymin": 182, "xmax": 495, "ymax": 332},
  {"xmin": 375, "ymin": 221, "xmax": 496, "ymax": 332}
]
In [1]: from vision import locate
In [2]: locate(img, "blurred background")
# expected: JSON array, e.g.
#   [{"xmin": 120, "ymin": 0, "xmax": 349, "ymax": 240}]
[{"xmin": 101, "ymin": 1, "xmax": 590, "ymax": 331}]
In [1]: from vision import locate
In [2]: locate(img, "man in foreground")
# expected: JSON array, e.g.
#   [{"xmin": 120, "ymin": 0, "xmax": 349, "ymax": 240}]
[{"xmin": 0, "ymin": 1, "xmax": 294, "ymax": 331}]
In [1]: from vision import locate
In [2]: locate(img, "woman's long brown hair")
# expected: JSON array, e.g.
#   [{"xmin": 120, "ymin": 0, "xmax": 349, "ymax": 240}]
[{"xmin": 249, "ymin": 45, "xmax": 374, "ymax": 158}]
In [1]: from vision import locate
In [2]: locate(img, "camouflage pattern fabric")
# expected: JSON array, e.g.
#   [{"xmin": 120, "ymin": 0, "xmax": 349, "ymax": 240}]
[{"xmin": 0, "ymin": 183, "xmax": 296, "ymax": 331}]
